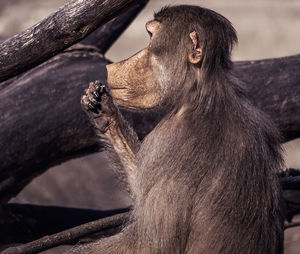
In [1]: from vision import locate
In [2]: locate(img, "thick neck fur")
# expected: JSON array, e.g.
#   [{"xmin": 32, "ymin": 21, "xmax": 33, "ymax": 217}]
[{"xmin": 165, "ymin": 68, "xmax": 283, "ymax": 195}]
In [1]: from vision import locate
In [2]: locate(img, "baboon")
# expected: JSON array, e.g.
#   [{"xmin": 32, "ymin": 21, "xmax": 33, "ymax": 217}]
[{"xmin": 70, "ymin": 5, "xmax": 283, "ymax": 254}]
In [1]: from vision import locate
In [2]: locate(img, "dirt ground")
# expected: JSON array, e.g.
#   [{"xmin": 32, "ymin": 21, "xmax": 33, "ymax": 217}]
[{"xmin": 1, "ymin": 0, "xmax": 300, "ymax": 253}]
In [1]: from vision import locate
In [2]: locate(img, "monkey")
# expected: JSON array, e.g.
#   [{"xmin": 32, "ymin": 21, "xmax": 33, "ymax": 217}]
[{"xmin": 68, "ymin": 5, "xmax": 284, "ymax": 254}]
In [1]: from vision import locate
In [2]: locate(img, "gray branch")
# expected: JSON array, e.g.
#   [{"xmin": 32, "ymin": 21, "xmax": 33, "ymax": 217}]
[
  {"xmin": 0, "ymin": 0, "xmax": 141, "ymax": 82},
  {"xmin": 233, "ymin": 55, "xmax": 300, "ymax": 141},
  {"xmin": 1, "ymin": 208, "xmax": 130, "ymax": 254}
]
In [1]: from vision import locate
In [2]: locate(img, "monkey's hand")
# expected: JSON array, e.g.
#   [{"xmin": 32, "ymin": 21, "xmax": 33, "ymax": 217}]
[
  {"xmin": 82, "ymin": 80, "xmax": 140, "ymax": 187},
  {"xmin": 81, "ymin": 80, "xmax": 117, "ymax": 133}
]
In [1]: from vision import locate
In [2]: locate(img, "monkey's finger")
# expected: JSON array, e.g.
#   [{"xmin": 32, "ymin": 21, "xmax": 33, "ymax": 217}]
[
  {"xmin": 91, "ymin": 80, "xmax": 100, "ymax": 91},
  {"xmin": 86, "ymin": 87, "xmax": 101, "ymax": 103},
  {"xmin": 88, "ymin": 103, "xmax": 99, "ymax": 114},
  {"xmin": 94, "ymin": 81, "xmax": 106, "ymax": 94},
  {"xmin": 99, "ymin": 84, "xmax": 105, "ymax": 94},
  {"xmin": 88, "ymin": 94, "xmax": 101, "ymax": 106},
  {"xmin": 81, "ymin": 95, "xmax": 90, "ymax": 110},
  {"xmin": 89, "ymin": 80, "xmax": 106, "ymax": 95},
  {"xmin": 92, "ymin": 91, "xmax": 100, "ymax": 98},
  {"xmin": 81, "ymin": 95, "xmax": 98, "ymax": 114},
  {"xmin": 88, "ymin": 82, "xmax": 95, "ymax": 93}
]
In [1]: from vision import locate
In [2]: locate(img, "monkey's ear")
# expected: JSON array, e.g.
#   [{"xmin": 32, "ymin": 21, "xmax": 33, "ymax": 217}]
[{"xmin": 188, "ymin": 31, "xmax": 202, "ymax": 64}]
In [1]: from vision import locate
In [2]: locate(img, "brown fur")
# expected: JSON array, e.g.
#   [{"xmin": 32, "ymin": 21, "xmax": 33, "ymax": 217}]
[{"xmin": 70, "ymin": 5, "xmax": 283, "ymax": 254}]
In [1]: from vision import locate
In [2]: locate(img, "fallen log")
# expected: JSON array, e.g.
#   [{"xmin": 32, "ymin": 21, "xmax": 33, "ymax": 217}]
[{"xmin": 1, "ymin": 204, "xmax": 130, "ymax": 254}]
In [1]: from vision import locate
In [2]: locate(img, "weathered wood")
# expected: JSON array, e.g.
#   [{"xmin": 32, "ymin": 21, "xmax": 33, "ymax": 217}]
[
  {"xmin": 0, "ymin": 204, "xmax": 129, "ymax": 245},
  {"xmin": 0, "ymin": 0, "xmax": 141, "ymax": 82},
  {"xmin": 281, "ymin": 176, "xmax": 300, "ymax": 191},
  {"xmin": 233, "ymin": 55, "xmax": 300, "ymax": 141},
  {"xmin": 0, "ymin": 53, "xmax": 299, "ymax": 207},
  {"xmin": 0, "ymin": 0, "xmax": 148, "ymax": 57},
  {"xmin": 0, "ymin": 0, "xmax": 149, "ymax": 92},
  {"xmin": 81, "ymin": 0, "xmax": 149, "ymax": 53},
  {"xmin": 0, "ymin": 0, "xmax": 150, "ymax": 207},
  {"xmin": 0, "ymin": 50, "xmax": 108, "ymax": 206},
  {"xmin": 1, "ymin": 205, "xmax": 130, "ymax": 254},
  {"xmin": 0, "ymin": 36, "xmax": 5, "ymax": 43},
  {"xmin": 281, "ymin": 169, "xmax": 300, "ymax": 221}
]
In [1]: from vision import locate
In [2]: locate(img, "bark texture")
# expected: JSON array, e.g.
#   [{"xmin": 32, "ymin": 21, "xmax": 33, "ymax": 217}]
[
  {"xmin": 0, "ymin": 0, "xmax": 141, "ymax": 82},
  {"xmin": 233, "ymin": 55, "xmax": 300, "ymax": 141},
  {"xmin": 0, "ymin": 0, "xmax": 150, "ymax": 206}
]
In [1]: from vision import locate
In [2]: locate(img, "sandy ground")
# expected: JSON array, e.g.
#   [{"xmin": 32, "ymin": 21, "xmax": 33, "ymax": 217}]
[{"xmin": 1, "ymin": 0, "xmax": 300, "ymax": 253}]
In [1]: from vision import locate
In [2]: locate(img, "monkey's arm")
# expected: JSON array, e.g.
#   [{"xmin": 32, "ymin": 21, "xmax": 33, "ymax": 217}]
[
  {"xmin": 81, "ymin": 81, "xmax": 140, "ymax": 178},
  {"xmin": 105, "ymin": 110, "xmax": 140, "ymax": 175}
]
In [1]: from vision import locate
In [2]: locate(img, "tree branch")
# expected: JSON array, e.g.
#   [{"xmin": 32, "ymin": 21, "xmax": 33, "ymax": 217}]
[
  {"xmin": 1, "ymin": 205, "xmax": 130, "ymax": 254},
  {"xmin": 0, "ymin": 0, "xmax": 142, "ymax": 82},
  {"xmin": 0, "ymin": 50, "xmax": 108, "ymax": 206},
  {"xmin": 280, "ymin": 169, "xmax": 300, "ymax": 221},
  {"xmin": 81, "ymin": 0, "xmax": 149, "ymax": 53},
  {"xmin": 281, "ymin": 177, "xmax": 300, "ymax": 191},
  {"xmin": 233, "ymin": 55, "xmax": 300, "ymax": 141},
  {"xmin": 0, "ymin": 204, "xmax": 130, "ymax": 245}
]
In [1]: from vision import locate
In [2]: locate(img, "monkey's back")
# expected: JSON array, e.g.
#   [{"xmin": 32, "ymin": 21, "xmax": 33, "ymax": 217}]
[{"xmin": 133, "ymin": 97, "xmax": 283, "ymax": 254}]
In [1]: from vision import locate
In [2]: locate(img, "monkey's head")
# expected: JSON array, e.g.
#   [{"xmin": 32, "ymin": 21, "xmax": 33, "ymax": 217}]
[{"xmin": 106, "ymin": 5, "xmax": 237, "ymax": 111}]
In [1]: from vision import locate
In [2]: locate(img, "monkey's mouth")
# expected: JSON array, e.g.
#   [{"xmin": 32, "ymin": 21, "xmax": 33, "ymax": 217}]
[
  {"xmin": 110, "ymin": 87, "xmax": 127, "ymax": 90},
  {"xmin": 109, "ymin": 87, "xmax": 127, "ymax": 97},
  {"xmin": 110, "ymin": 87, "xmax": 128, "ymax": 101}
]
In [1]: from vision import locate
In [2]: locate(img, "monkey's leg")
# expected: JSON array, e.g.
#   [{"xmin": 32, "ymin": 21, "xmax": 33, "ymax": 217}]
[{"xmin": 81, "ymin": 81, "xmax": 140, "ymax": 182}]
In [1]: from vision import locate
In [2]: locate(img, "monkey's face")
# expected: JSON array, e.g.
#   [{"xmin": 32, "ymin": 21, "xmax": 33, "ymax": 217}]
[
  {"xmin": 106, "ymin": 21, "xmax": 167, "ymax": 110},
  {"xmin": 106, "ymin": 48, "xmax": 162, "ymax": 110},
  {"xmin": 106, "ymin": 20, "xmax": 202, "ymax": 110}
]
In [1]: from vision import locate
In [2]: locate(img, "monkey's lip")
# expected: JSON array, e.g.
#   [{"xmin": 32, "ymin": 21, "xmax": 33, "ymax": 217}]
[
  {"xmin": 109, "ymin": 87, "xmax": 127, "ymax": 90},
  {"xmin": 109, "ymin": 87, "xmax": 128, "ymax": 102},
  {"xmin": 113, "ymin": 97, "xmax": 143, "ymax": 111}
]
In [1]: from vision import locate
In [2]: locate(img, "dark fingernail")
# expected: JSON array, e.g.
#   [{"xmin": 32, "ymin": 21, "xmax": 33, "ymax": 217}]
[
  {"xmin": 91, "ymin": 97, "xmax": 98, "ymax": 105},
  {"xmin": 92, "ymin": 108, "xmax": 99, "ymax": 114},
  {"xmin": 88, "ymin": 102, "xmax": 95, "ymax": 110},
  {"xmin": 93, "ymin": 91, "xmax": 99, "ymax": 98},
  {"xmin": 99, "ymin": 85, "xmax": 105, "ymax": 93},
  {"xmin": 94, "ymin": 84, "xmax": 100, "ymax": 90}
]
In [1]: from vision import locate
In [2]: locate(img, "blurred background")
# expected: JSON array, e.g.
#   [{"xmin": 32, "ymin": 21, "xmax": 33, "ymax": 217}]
[{"xmin": 0, "ymin": 0, "xmax": 299, "ymax": 253}]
